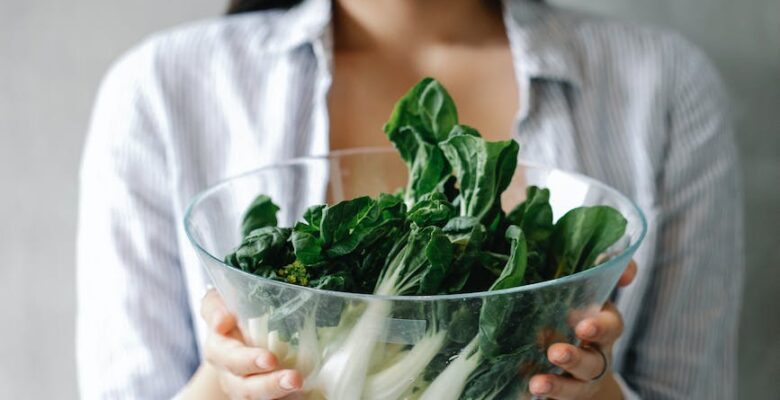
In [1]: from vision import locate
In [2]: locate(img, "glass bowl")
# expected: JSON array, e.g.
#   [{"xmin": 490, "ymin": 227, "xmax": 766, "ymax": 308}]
[{"xmin": 184, "ymin": 148, "xmax": 647, "ymax": 400}]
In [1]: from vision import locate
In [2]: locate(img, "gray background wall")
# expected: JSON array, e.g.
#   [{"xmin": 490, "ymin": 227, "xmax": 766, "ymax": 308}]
[{"xmin": 0, "ymin": 0, "xmax": 777, "ymax": 399}]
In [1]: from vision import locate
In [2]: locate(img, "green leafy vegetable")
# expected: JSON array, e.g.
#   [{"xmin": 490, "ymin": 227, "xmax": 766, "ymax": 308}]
[
  {"xmin": 223, "ymin": 77, "xmax": 630, "ymax": 400},
  {"xmin": 549, "ymin": 206, "xmax": 628, "ymax": 278},
  {"xmin": 383, "ymin": 78, "xmax": 458, "ymax": 206},
  {"xmin": 439, "ymin": 127, "xmax": 519, "ymax": 223},
  {"xmin": 240, "ymin": 194, "xmax": 280, "ymax": 237},
  {"xmin": 489, "ymin": 225, "xmax": 528, "ymax": 291}
]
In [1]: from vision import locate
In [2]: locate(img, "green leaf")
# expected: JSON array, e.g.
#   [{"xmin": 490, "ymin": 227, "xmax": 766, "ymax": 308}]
[
  {"xmin": 489, "ymin": 226, "xmax": 528, "ymax": 291},
  {"xmin": 405, "ymin": 141, "xmax": 452, "ymax": 206},
  {"xmin": 407, "ymin": 192, "xmax": 457, "ymax": 227},
  {"xmin": 325, "ymin": 196, "xmax": 405, "ymax": 258},
  {"xmin": 419, "ymin": 233, "xmax": 454, "ymax": 294},
  {"xmin": 291, "ymin": 195, "xmax": 407, "ymax": 267},
  {"xmin": 441, "ymin": 217, "xmax": 488, "ymax": 293},
  {"xmin": 549, "ymin": 206, "xmax": 628, "ymax": 278},
  {"xmin": 418, "ymin": 79, "xmax": 458, "ymax": 142},
  {"xmin": 460, "ymin": 353, "xmax": 526, "ymax": 400},
  {"xmin": 320, "ymin": 196, "xmax": 374, "ymax": 246},
  {"xmin": 291, "ymin": 227, "xmax": 324, "ymax": 265},
  {"xmin": 383, "ymin": 77, "xmax": 458, "ymax": 147},
  {"xmin": 383, "ymin": 78, "xmax": 459, "ymax": 207},
  {"xmin": 507, "ymin": 186, "xmax": 554, "ymax": 247},
  {"xmin": 447, "ymin": 124, "xmax": 481, "ymax": 139},
  {"xmin": 476, "ymin": 226, "xmax": 529, "ymax": 358},
  {"xmin": 240, "ymin": 195, "xmax": 280, "ymax": 237},
  {"xmin": 226, "ymin": 226, "xmax": 293, "ymax": 275},
  {"xmin": 311, "ymin": 271, "xmax": 353, "ymax": 291},
  {"xmin": 439, "ymin": 132, "xmax": 519, "ymax": 222},
  {"xmin": 507, "ymin": 186, "xmax": 549, "ymax": 226},
  {"xmin": 302, "ymin": 204, "xmax": 326, "ymax": 230},
  {"xmin": 376, "ymin": 225, "xmax": 456, "ymax": 295}
]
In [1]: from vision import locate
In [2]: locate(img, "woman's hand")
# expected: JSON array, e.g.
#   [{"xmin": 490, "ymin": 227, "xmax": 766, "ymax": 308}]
[
  {"xmin": 528, "ymin": 260, "xmax": 638, "ymax": 400},
  {"xmin": 201, "ymin": 289, "xmax": 303, "ymax": 400}
]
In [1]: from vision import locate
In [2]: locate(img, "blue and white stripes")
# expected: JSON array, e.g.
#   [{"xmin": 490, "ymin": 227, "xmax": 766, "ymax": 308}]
[{"xmin": 76, "ymin": 0, "xmax": 742, "ymax": 398}]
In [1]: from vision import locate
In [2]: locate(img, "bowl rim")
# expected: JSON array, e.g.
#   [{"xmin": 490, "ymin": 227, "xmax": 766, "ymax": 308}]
[{"xmin": 183, "ymin": 147, "xmax": 648, "ymax": 302}]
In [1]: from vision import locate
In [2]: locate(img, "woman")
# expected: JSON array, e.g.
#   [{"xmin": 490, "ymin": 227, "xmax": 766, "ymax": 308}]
[{"xmin": 76, "ymin": 0, "xmax": 743, "ymax": 399}]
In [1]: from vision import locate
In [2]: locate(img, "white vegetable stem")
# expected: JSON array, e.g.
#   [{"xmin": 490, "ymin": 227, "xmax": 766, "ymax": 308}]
[
  {"xmin": 313, "ymin": 300, "xmax": 390, "ymax": 400},
  {"xmin": 247, "ymin": 315, "xmax": 269, "ymax": 347},
  {"xmin": 419, "ymin": 336, "xmax": 481, "ymax": 400},
  {"xmin": 362, "ymin": 330, "xmax": 447, "ymax": 400},
  {"xmin": 267, "ymin": 330, "xmax": 289, "ymax": 360},
  {"xmin": 295, "ymin": 314, "xmax": 321, "ymax": 378}
]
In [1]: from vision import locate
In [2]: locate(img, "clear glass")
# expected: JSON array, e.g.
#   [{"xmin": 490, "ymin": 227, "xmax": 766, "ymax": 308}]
[{"xmin": 184, "ymin": 148, "xmax": 647, "ymax": 400}]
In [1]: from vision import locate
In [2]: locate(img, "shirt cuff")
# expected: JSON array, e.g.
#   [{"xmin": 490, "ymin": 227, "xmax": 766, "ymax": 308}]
[{"xmin": 613, "ymin": 373, "xmax": 641, "ymax": 400}]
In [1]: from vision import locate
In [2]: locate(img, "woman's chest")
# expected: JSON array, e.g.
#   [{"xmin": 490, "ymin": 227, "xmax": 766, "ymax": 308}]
[{"xmin": 327, "ymin": 47, "xmax": 520, "ymax": 150}]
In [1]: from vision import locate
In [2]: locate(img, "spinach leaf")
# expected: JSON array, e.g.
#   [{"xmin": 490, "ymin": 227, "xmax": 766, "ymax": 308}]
[
  {"xmin": 419, "ymin": 233, "xmax": 454, "ymax": 294},
  {"xmin": 478, "ymin": 226, "xmax": 528, "ymax": 358},
  {"xmin": 241, "ymin": 195, "xmax": 280, "ymax": 237},
  {"xmin": 506, "ymin": 186, "xmax": 554, "ymax": 282},
  {"xmin": 489, "ymin": 226, "xmax": 528, "ymax": 291},
  {"xmin": 441, "ymin": 217, "xmax": 488, "ymax": 293},
  {"xmin": 439, "ymin": 131, "xmax": 519, "ymax": 223},
  {"xmin": 460, "ymin": 352, "xmax": 529, "ymax": 400},
  {"xmin": 376, "ymin": 225, "xmax": 455, "ymax": 295},
  {"xmin": 384, "ymin": 78, "xmax": 459, "ymax": 206},
  {"xmin": 291, "ymin": 195, "xmax": 406, "ymax": 267},
  {"xmin": 320, "ymin": 196, "xmax": 374, "ymax": 247},
  {"xmin": 225, "ymin": 226, "xmax": 293, "ymax": 276},
  {"xmin": 407, "ymin": 192, "xmax": 457, "ymax": 227},
  {"xmin": 548, "ymin": 205, "xmax": 628, "ymax": 278},
  {"xmin": 384, "ymin": 77, "xmax": 458, "ymax": 145},
  {"xmin": 507, "ymin": 186, "xmax": 554, "ymax": 246},
  {"xmin": 290, "ymin": 226, "xmax": 323, "ymax": 266}
]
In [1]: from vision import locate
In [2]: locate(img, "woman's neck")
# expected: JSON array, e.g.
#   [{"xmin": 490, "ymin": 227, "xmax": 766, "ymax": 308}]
[{"xmin": 333, "ymin": 0, "xmax": 506, "ymax": 53}]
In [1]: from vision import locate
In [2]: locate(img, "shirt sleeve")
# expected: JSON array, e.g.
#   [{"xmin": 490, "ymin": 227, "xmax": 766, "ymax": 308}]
[
  {"xmin": 618, "ymin": 39, "xmax": 744, "ymax": 399},
  {"xmin": 76, "ymin": 42, "xmax": 199, "ymax": 400}
]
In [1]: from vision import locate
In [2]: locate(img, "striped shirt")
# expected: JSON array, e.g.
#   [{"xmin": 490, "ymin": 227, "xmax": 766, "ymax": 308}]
[{"xmin": 76, "ymin": 0, "xmax": 743, "ymax": 399}]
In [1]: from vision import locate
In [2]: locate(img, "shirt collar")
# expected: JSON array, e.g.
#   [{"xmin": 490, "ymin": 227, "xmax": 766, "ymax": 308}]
[
  {"xmin": 263, "ymin": 0, "xmax": 582, "ymax": 88},
  {"xmin": 502, "ymin": 0, "xmax": 584, "ymax": 88},
  {"xmin": 259, "ymin": 0, "xmax": 331, "ymax": 53}
]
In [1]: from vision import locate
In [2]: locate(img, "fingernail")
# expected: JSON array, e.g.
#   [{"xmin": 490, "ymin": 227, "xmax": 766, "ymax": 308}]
[
  {"xmin": 531, "ymin": 380, "xmax": 552, "ymax": 394},
  {"xmin": 580, "ymin": 322, "xmax": 598, "ymax": 338},
  {"xmin": 553, "ymin": 349, "xmax": 571, "ymax": 363},
  {"xmin": 255, "ymin": 355, "xmax": 273, "ymax": 369},
  {"xmin": 280, "ymin": 373, "xmax": 296, "ymax": 390}
]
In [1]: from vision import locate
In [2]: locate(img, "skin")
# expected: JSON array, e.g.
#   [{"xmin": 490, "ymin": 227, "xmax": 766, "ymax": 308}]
[
  {"xmin": 182, "ymin": 1, "xmax": 634, "ymax": 398},
  {"xmin": 328, "ymin": 0, "xmax": 519, "ymax": 149}
]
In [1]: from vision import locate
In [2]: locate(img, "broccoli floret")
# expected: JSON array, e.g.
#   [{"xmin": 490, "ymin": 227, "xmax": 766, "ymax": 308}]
[{"xmin": 277, "ymin": 260, "xmax": 311, "ymax": 286}]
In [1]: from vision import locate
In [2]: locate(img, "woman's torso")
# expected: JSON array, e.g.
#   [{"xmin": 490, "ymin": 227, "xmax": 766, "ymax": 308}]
[{"xmin": 118, "ymin": 0, "xmax": 702, "ymax": 373}]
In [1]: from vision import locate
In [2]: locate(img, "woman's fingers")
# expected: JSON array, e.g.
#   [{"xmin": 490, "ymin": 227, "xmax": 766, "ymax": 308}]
[
  {"xmin": 617, "ymin": 260, "xmax": 637, "ymax": 288},
  {"xmin": 199, "ymin": 289, "xmax": 304, "ymax": 399},
  {"xmin": 205, "ymin": 328, "xmax": 278, "ymax": 377},
  {"xmin": 528, "ymin": 373, "xmax": 589, "ymax": 400},
  {"xmin": 201, "ymin": 289, "xmax": 278, "ymax": 377},
  {"xmin": 221, "ymin": 369, "xmax": 303, "ymax": 400},
  {"xmin": 547, "ymin": 343, "xmax": 607, "ymax": 382},
  {"xmin": 201, "ymin": 289, "xmax": 236, "ymax": 335},
  {"xmin": 575, "ymin": 302, "xmax": 623, "ymax": 346}
]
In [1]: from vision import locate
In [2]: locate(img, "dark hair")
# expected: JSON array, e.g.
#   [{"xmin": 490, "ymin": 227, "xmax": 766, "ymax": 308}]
[
  {"xmin": 226, "ymin": 0, "xmax": 543, "ymax": 15},
  {"xmin": 227, "ymin": 0, "xmax": 303, "ymax": 14}
]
